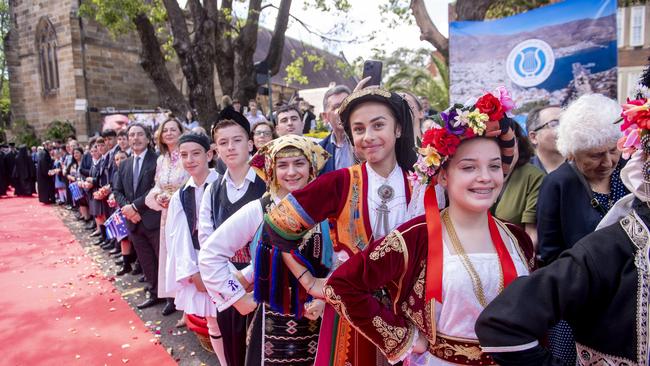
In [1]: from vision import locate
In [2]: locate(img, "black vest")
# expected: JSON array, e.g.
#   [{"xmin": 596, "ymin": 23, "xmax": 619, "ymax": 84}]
[
  {"xmin": 210, "ymin": 174, "xmax": 266, "ymax": 231},
  {"xmin": 179, "ymin": 185, "xmax": 201, "ymax": 250}
]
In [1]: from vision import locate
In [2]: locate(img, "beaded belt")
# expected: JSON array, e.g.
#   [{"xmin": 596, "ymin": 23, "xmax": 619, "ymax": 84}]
[{"xmin": 428, "ymin": 333, "xmax": 495, "ymax": 365}]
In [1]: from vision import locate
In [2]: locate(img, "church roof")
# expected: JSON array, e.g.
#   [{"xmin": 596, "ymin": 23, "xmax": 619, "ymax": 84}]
[{"xmin": 254, "ymin": 27, "xmax": 357, "ymax": 90}]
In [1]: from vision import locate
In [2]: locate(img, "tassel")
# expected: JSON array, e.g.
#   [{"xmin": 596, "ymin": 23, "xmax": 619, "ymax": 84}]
[
  {"xmin": 253, "ymin": 240, "xmax": 267, "ymax": 304},
  {"xmin": 269, "ymin": 247, "xmax": 284, "ymax": 313}
]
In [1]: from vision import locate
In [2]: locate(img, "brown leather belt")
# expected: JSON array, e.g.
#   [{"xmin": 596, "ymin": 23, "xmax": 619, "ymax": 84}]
[{"xmin": 428, "ymin": 333, "xmax": 495, "ymax": 365}]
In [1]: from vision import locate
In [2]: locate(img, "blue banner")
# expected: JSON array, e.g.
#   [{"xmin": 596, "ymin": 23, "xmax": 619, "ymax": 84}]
[{"xmin": 449, "ymin": 0, "xmax": 617, "ymax": 115}]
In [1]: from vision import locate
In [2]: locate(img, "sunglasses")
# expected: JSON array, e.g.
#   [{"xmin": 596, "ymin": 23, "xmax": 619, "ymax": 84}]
[
  {"xmin": 532, "ymin": 119, "xmax": 559, "ymax": 132},
  {"xmin": 254, "ymin": 131, "xmax": 272, "ymax": 137}
]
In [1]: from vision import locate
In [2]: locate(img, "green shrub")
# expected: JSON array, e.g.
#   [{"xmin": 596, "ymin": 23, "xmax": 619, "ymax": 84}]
[
  {"xmin": 10, "ymin": 120, "xmax": 40, "ymax": 147},
  {"xmin": 44, "ymin": 120, "xmax": 76, "ymax": 142}
]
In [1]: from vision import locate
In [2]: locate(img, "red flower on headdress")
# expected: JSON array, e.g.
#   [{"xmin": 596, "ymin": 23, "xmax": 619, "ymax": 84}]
[
  {"xmin": 423, "ymin": 128, "xmax": 461, "ymax": 156},
  {"xmin": 622, "ymin": 98, "xmax": 650, "ymax": 130},
  {"xmin": 476, "ymin": 93, "xmax": 505, "ymax": 122}
]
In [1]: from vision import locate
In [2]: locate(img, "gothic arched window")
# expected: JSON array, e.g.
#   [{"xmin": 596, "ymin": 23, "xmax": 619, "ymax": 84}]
[{"xmin": 35, "ymin": 17, "xmax": 59, "ymax": 95}]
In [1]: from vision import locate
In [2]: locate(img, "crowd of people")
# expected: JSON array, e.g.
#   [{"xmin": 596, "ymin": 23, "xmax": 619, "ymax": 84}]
[{"xmin": 1, "ymin": 74, "xmax": 645, "ymax": 366}]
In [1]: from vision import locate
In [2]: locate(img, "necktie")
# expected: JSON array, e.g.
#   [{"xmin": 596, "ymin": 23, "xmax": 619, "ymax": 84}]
[{"xmin": 133, "ymin": 156, "xmax": 141, "ymax": 192}]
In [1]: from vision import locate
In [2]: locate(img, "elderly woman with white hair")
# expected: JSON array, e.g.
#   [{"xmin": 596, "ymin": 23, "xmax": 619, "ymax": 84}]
[{"xmin": 535, "ymin": 93, "xmax": 629, "ymax": 365}]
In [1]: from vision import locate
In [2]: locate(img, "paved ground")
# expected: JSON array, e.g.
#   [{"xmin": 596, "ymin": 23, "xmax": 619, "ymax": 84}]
[{"xmin": 55, "ymin": 205, "xmax": 219, "ymax": 366}]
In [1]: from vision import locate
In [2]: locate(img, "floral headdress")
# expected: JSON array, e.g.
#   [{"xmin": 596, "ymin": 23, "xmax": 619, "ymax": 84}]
[
  {"xmin": 417, "ymin": 86, "xmax": 519, "ymax": 304},
  {"xmin": 411, "ymin": 86, "xmax": 517, "ymax": 186},
  {"xmin": 618, "ymin": 97, "xmax": 650, "ymax": 159}
]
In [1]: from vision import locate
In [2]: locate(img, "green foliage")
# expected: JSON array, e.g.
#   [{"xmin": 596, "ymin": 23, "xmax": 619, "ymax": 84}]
[
  {"xmin": 43, "ymin": 120, "xmax": 76, "ymax": 143},
  {"xmin": 384, "ymin": 53, "xmax": 449, "ymax": 112},
  {"xmin": 304, "ymin": 0, "xmax": 352, "ymax": 12},
  {"xmin": 10, "ymin": 120, "xmax": 40, "ymax": 147},
  {"xmin": 79, "ymin": 0, "xmax": 167, "ymax": 36},
  {"xmin": 304, "ymin": 131, "xmax": 329, "ymax": 139},
  {"xmin": 284, "ymin": 50, "xmax": 327, "ymax": 85},
  {"xmin": 485, "ymin": 0, "xmax": 551, "ymax": 19}
]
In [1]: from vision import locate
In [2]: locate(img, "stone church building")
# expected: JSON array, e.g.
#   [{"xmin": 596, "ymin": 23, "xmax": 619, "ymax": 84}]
[{"xmin": 6, "ymin": 0, "xmax": 354, "ymax": 141}]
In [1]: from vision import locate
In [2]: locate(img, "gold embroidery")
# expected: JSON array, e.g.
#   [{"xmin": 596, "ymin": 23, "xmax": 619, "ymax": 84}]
[
  {"xmin": 324, "ymin": 285, "xmax": 351, "ymax": 321},
  {"xmin": 369, "ymin": 231, "xmax": 404, "ymax": 260},
  {"xmin": 401, "ymin": 302, "xmax": 424, "ymax": 331},
  {"xmin": 371, "ymin": 316, "xmax": 407, "ymax": 354},
  {"xmin": 414, "ymin": 262, "xmax": 426, "ymax": 299},
  {"xmin": 430, "ymin": 341, "xmax": 483, "ymax": 361},
  {"xmin": 576, "ymin": 342, "xmax": 637, "ymax": 366}
]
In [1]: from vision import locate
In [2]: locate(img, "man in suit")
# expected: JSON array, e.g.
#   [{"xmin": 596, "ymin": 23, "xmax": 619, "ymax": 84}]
[
  {"xmin": 318, "ymin": 85, "xmax": 352, "ymax": 174},
  {"xmin": 113, "ymin": 123, "xmax": 162, "ymax": 309}
]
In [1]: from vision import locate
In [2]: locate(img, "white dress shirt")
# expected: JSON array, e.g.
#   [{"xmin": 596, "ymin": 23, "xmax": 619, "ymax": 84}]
[{"xmin": 164, "ymin": 169, "xmax": 219, "ymax": 317}]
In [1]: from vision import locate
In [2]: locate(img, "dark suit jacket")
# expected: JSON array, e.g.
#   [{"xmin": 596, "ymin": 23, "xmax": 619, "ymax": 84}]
[
  {"xmin": 113, "ymin": 149, "xmax": 161, "ymax": 231},
  {"xmin": 318, "ymin": 133, "xmax": 337, "ymax": 175},
  {"xmin": 536, "ymin": 161, "xmax": 625, "ymax": 265}
]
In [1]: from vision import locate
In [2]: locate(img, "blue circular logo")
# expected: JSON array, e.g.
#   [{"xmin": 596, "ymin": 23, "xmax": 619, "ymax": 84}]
[{"xmin": 506, "ymin": 39, "xmax": 555, "ymax": 87}]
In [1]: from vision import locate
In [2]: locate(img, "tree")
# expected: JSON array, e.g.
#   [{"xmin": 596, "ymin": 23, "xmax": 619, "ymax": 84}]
[
  {"xmin": 384, "ymin": 54, "xmax": 449, "ymax": 112},
  {"xmin": 0, "ymin": 0, "xmax": 10, "ymax": 131},
  {"xmin": 80, "ymin": 0, "xmax": 294, "ymax": 124},
  {"xmin": 382, "ymin": 0, "xmax": 551, "ymax": 64}
]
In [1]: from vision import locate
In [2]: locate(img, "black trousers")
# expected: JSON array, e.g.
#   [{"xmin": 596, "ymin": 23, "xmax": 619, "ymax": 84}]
[
  {"xmin": 128, "ymin": 223, "xmax": 160, "ymax": 294},
  {"xmin": 217, "ymin": 262, "xmax": 251, "ymax": 366}
]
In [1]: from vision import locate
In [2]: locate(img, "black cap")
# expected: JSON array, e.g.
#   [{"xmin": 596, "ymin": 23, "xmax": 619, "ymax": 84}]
[
  {"xmin": 217, "ymin": 106, "xmax": 250, "ymax": 135},
  {"xmin": 178, "ymin": 132, "xmax": 211, "ymax": 151}
]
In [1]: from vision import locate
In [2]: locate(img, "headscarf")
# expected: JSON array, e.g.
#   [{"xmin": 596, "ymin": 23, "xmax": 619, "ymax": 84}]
[
  {"xmin": 338, "ymin": 88, "xmax": 417, "ymax": 172},
  {"xmin": 249, "ymin": 135, "xmax": 330, "ymax": 197}
]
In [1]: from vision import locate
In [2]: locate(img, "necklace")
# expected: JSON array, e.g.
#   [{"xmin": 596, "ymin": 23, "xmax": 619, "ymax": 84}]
[
  {"xmin": 371, "ymin": 164, "xmax": 399, "ymax": 238},
  {"xmin": 441, "ymin": 209, "xmax": 503, "ymax": 308}
]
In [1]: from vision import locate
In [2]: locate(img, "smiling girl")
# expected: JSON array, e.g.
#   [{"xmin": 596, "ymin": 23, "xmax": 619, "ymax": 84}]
[
  {"xmin": 321, "ymin": 90, "xmax": 535, "ymax": 365},
  {"xmin": 198, "ymin": 135, "xmax": 331, "ymax": 366}
]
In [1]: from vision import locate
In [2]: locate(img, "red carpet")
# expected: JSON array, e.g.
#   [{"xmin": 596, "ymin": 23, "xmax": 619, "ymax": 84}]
[{"xmin": 0, "ymin": 196, "xmax": 177, "ymax": 365}]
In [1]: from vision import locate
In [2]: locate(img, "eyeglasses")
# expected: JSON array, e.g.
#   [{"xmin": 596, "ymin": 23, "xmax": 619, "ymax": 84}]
[
  {"xmin": 532, "ymin": 119, "xmax": 559, "ymax": 132},
  {"xmin": 254, "ymin": 131, "xmax": 272, "ymax": 137}
]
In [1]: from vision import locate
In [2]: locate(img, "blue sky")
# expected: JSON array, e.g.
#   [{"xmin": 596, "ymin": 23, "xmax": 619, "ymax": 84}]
[{"xmin": 450, "ymin": 0, "xmax": 616, "ymax": 36}]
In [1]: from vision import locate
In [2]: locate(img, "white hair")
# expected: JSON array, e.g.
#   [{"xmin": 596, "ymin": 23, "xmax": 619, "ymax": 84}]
[{"xmin": 556, "ymin": 94, "xmax": 621, "ymax": 158}]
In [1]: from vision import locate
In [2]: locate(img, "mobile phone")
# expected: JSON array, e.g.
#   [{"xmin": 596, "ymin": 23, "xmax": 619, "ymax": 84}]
[{"xmin": 362, "ymin": 60, "xmax": 383, "ymax": 87}]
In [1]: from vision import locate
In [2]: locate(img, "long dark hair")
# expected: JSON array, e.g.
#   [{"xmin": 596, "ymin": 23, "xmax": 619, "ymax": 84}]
[
  {"xmin": 340, "ymin": 90, "xmax": 416, "ymax": 172},
  {"xmin": 513, "ymin": 122, "xmax": 535, "ymax": 168}
]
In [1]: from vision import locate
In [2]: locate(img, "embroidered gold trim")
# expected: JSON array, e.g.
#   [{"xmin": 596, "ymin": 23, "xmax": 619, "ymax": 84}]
[
  {"xmin": 620, "ymin": 212, "xmax": 650, "ymax": 366},
  {"xmin": 414, "ymin": 263, "xmax": 426, "ymax": 299},
  {"xmin": 372, "ymin": 316, "xmax": 408, "ymax": 354},
  {"xmin": 576, "ymin": 342, "xmax": 637, "ymax": 366},
  {"xmin": 323, "ymin": 285, "xmax": 352, "ymax": 321},
  {"xmin": 369, "ymin": 231, "xmax": 404, "ymax": 260},
  {"xmin": 429, "ymin": 333, "xmax": 494, "ymax": 365},
  {"xmin": 495, "ymin": 218, "xmax": 531, "ymax": 272}
]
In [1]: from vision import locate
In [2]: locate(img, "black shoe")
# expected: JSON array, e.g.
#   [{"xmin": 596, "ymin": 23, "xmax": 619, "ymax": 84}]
[
  {"xmin": 116, "ymin": 263, "xmax": 132, "ymax": 276},
  {"xmin": 136, "ymin": 296, "xmax": 161, "ymax": 309},
  {"xmin": 138, "ymin": 276, "xmax": 146, "ymax": 283},
  {"xmin": 111, "ymin": 252, "xmax": 122, "ymax": 258},
  {"xmin": 115, "ymin": 258, "xmax": 124, "ymax": 265},
  {"xmin": 90, "ymin": 230, "xmax": 101, "ymax": 237},
  {"xmin": 109, "ymin": 247, "xmax": 121, "ymax": 255},
  {"xmin": 131, "ymin": 263, "xmax": 142, "ymax": 275},
  {"xmin": 161, "ymin": 299, "xmax": 176, "ymax": 316},
  {"xmin": 101, "ymin": 242, "xmax": 114, "ymax": 250}
]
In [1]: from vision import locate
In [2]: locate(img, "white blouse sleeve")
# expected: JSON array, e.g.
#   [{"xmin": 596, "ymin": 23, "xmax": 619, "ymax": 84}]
[
  {"xmin": 198, "ymin": 200, "xmax": 263, "ymax": 312},
  {"xmin": 163, "ymin": 192, "xmax": 196, "ymax": 295},
  {"xmin": 198, "ymin": 182, "xmax": 216, "ymax": 245}
]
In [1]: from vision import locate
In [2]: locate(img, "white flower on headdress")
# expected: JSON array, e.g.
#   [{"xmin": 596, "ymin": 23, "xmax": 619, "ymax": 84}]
[{"xmin": 454, "ymin": 109, "xmax": 471, "ymax": 127}]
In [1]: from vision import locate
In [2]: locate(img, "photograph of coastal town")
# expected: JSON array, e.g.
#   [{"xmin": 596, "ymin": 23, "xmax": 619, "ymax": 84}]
[{"xmin": 449, "ymin": 0, "xmax": 617, "ymax": 114}]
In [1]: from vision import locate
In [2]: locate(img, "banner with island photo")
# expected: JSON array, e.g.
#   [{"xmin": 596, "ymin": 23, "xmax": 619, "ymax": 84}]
[{"xmin": 449, "ymin": 0, "xmax": 617, "ymax": 126}]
